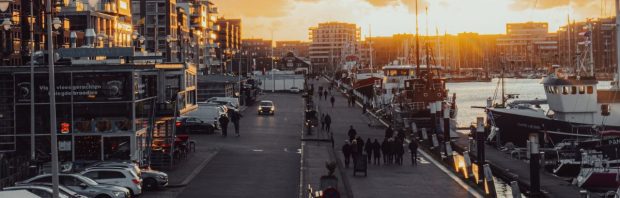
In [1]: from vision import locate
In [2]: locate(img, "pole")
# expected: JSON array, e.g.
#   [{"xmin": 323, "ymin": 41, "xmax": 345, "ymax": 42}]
[
  {"xmin": 170, "ymin": 93, "xmax": 178, "ymax": 169},
  {"xmin": 238, "ymin": 52, "xmax": 241, "ymax": 97},
  {"xmin": 529, "ymin": 133, "xmax": 541, "ymax": 197},
  {"xmin": 45, "ymin": 0, "xmax": 60, "ymax": 196},
  {"xmin": 29, "ymin": 0, "xmax": 35, "ymax": 162},
  {"xmin": 614, "ymin": 0, "xmax": 620, "ymax": 89},
  {"xmin": 476, "ymin": 117, "xmax": 485, "ymax": 184},
  {"xmin": 415, "ymin": 0, "xmax": 420, "ymax": 74},
  {"xmin": 271, "ymin": 32, "xmax": 275, "ymax": 93}
]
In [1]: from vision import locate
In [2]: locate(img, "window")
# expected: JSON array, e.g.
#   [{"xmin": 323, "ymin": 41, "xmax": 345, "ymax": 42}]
[
  {"xmin": 587, "ymin": 86, "xmax": 594, "ymax": 94},
  {"xmin": 28, "ymin": 189, "xmax": 52, "ymax": 198},
  {"xmin": 562, "ymin": 86, "xmax": 569, "ymax": 95},
  {"xmin": 32, "ymin": 176, "xmax": 52, "ymax": 183},
  {"xmin": 83, "ymin": 171, "xmax": 98, "ymax": 179},
  {"xmin": 571, "ymin": 86, "xmax": 577, "ymax": 94},
  {"xmin": 579, "ymin": 86, "xmax": 586, "ymax": 94},
  {"xmin": 59, "ymin": 176, "xmax": 82, "ymax": 186},
  {"xmin": 99, "ymin": 171, "xmax": 126, "ymax": 179}
]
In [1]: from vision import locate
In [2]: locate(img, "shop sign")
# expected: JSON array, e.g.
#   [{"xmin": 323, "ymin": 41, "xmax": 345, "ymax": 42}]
[{"xmin": 59, "ymin": 141, "xmax": 72, "ymax": 151}]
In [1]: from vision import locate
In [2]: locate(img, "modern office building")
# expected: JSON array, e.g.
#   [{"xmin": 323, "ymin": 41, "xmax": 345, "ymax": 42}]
[
  {"xmin": 309, "ymin": 22, "xmax": 360, "ymax": 72},
  {"xmin": 496, "ymin": 22, "xmax": 556, "ymax": 70}
]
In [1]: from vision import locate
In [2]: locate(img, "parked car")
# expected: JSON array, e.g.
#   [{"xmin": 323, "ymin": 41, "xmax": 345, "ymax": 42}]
[
  {"xmin": 289, "ymin": 87, "xmax": 301, "ymax": 93},
  {"xmin": 9, "ymin": 184, "xmax": 88, "ymax": 198},
  {"xmin": 206, "ymin": 97, "xmax": 239, "ymax": 110},
  {"xmin": 0, "ymin": 189, "xmax": 43, "ymax": 198},
  {"xmin": 140, "ymin": 168, "xmax": 169, "ymax": 190},
  {"xmin": 81, "ymin": 167, "xmax": 142, "ymax": 196},
  {"xmin": 18, "ymin": 173, "xmax": 130, "ymax": 198},
  {"xmin": 88, "ymin": 161, "xmax": 141, "ymax": 178},
  {"xmin": 4, "ymin": 185, "xmax": 71, "ymax": 198},
  {"xmin": 188, "ymin": 104, "xmax": 227, "ymax": 129},
  {"xmin": 175, "ymin": 116, "xmax": 215, "ymax": 134},
  {"xmin": 258, "ymin": 100, "xmax": 275, "ymax": 115}
]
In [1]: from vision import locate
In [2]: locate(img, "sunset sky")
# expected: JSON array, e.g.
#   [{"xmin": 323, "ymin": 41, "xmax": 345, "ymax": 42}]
[{"xmin": 213, "ymin": 0, "xmax": 612, "ymax": 41}]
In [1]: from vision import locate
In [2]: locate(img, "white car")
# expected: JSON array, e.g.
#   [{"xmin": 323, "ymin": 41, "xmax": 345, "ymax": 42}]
[
  {"xmin": 81, "ymin": 167, "xmax": 142, "ymax": 196},
  {"xmin": 289, "ymin": 87, "xmax": 301, "ymax": 93},
  {"xmin": 207, "ymin": 97, "xmax": 239, "ymax": 110},
  {"xmin": 189, "ymin": 103, "xmax": 228, "ymax": 129}
]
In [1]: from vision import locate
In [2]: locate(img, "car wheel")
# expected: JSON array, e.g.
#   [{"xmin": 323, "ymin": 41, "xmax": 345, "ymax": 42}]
[
  {"xmin": 143, "ymin": 178, "xmax": 158, "ymax": 190},
  {"xmin": 206, "ymin": 125, "xmax": 215, "ymax": 134},
  {"xmin": 95, "ymin": 194, "xmax": 112, "ymax": 198},
  {"xmin": 126, "ymin": 188, "xmax": 135, "ymax": 197}
]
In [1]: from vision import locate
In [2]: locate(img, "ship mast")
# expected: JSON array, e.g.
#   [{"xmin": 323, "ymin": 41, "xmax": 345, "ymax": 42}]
[
  {"xmin": 614, "ymin": 0, "xmax": 620, "ymax": 89},
  {"xmin": 415, "ymin": 0, "xmax": 420, "ymax": 74}
]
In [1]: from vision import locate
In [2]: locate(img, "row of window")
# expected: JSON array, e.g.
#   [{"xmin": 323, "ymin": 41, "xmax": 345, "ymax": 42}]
[{"xmin": 545, "ymin": 85, "xmax": 594, "ymax": 95}]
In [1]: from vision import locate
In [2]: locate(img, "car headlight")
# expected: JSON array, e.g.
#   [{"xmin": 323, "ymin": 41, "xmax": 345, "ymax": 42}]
[
  {"xmin": 158, "ymin": 175, "xmax": 166, "ymax": 179},
  {"xmin": 113, "ymin": 191, "xmax": 123, "ymax": 197},
  {"xmin": 270, "ymin": 107, "xmax": 275, "ymax": 111}
]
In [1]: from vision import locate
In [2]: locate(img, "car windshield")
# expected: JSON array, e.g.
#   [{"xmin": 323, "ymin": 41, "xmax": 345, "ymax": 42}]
[
  {"xmin": 75, "ymin": 175, "xmax": 98, "ymax": 186},
  {"xmin": 260, "ymin": 102, "xmax": 272, "ymax": 106}
]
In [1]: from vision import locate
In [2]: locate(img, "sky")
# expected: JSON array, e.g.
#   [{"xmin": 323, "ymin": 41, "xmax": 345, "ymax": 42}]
[{"xmin": 213, "ymin": 0, "xmax": 612, "ymax": 41}]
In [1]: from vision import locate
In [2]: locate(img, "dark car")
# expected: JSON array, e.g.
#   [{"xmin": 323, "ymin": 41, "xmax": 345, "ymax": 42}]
[
  {"xmin": 176, "ymin": 116, "xmax": 215, "ymax": 134},
  {"xmin": 258, "ymin": 100, "xmax": 275, "ymax": 115}
]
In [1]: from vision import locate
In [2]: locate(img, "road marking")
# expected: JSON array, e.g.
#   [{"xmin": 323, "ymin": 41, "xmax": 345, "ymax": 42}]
[
  {"xmin": 297, "ymin": 149, "xmax": 302, "ymax": 154},
  {"xmin": 252, "ymin": 149, "xmax": 264, "ymax": 152},
  {"xmin": 418, "ymin": 156, "xmax": 431, "ymax": 164}
]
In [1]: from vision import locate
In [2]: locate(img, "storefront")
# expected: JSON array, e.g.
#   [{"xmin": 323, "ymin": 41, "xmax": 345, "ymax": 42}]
[{"xmin": 5, "ymin": 63, "xmax": 197, "ymax": 163}]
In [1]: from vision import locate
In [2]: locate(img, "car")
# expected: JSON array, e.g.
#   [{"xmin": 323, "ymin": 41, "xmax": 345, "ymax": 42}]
[
  {"xmin": 3, "ymin": 185, "xmax": 72, "ymax": 198},
  {"xmin": 0, "ymin": 189, "xmax": 41, "ymax": 198},
  {"xmin": 140, "ymin": 168, "xmax": 169, "ymax": 190},
  {"xmin": 188, "ymin": 104, "xmax": 227, "ymax": 130},
  {"xmin": 88, "ymin": 161, "xmax": 141, "ymax": 178},
  {"xmin": 258, "ymin": 100, "xmax": 275, "ymax": 115},
  {"xmin": 289, "ymin": 87, "xmax": 302, "ymax": 93},
  {"xmin": 81, "ymin": 167, "xmax": 142, "ymax": 196},
  {"xmin": 10, "ymin": 183, "xmax": 89, "ymax": 198},
  {"xmin": 176, "ymin": 116, "xmax": 215, "ymax": 134},
  {"xmin": 206, "ymin": 97, "xmax": 239, "ymax": 110},
  {"xmin": 18, "ymin": 173, "xmax": 130, "ymax": 198}
]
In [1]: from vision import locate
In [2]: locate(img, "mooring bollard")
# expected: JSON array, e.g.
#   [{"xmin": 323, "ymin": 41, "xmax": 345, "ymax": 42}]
[
  {"xmin": 529, "ymin": 133, "xmax": 541, "ymax": 197},
  {"xmin": 476, "ymin": 117, "xmax": 486, "ymax": 184},
  {"xmin": 421, "ymin": 128, "xmax": 428, "ymax": 140},
  {"xmin": 510, "ymin": 181, "xmax": 521, "ymax": 198},
  {"xmin": 483, "ymin": 164, "xmax": 497, "ymax": 197},
  {"xmin": 579, "ymin": 190, "xmax": 589, "ymax": 198},
  {"xmin": 463, "ymin": 151, "xmax": 472, "ymax": 179},
  {"xmin": 445, "ymin": 141, "xmax": 453, "ymax": 161},
  {"xmin": 443, "ymin": 108, "xmax": 451, "ymax": 142},
  {"xmin": 432, "ymin": 134, "xmax": 439, "ymax": 149},
  {"xmin": 430, "ymin": 103, "xmax": 437, "ymax": 135}
]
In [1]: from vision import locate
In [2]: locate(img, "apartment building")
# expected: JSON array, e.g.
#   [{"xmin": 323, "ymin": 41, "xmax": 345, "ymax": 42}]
[{"xmin": 309, "ymin": 22, "xmax": 360, "ymax": 72}]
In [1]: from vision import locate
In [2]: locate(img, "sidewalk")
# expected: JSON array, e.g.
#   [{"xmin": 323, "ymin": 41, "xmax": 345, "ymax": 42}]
[{"xmin": 311, "ymin": 78, "xmax": 476, "ymax": 198}]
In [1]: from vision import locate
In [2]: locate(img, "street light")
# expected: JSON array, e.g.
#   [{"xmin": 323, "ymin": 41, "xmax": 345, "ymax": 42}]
[
  {"xmin": 132, "ymin": 30, "xmax": 139, "ymax": 40},
  {"xmin": 1, "ymin": 18, "xmax": 11, "ymax": 31},
  {"xmin": 52, "ymin": 17, "xmax": 61, "ymax": 30},
  {"xmin": 0, "ymin": 0, "xmax": 12, "ymax": 12}
]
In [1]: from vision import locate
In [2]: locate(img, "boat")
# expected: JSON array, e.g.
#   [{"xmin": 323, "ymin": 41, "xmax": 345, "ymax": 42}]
[
  {"xmin": 486, "ymin": 15, "xmax": 620, "ymax": 148},
  {"xmin": 554, "ymin": 149, "xmax": 620, "ymax": 178},
  {"xmin": 446, "ymin": 68, "xmax": 492, "ymax": 83},
  {"xmin": 575, "ymin": 155, "xmax": 620, "ymax": 191}
]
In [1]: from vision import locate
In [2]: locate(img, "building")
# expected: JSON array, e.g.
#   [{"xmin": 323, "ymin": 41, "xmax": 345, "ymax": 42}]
[
  {"xmin": 175, "ymin": 0, "xmax": 219, "ymax": 74},
  {"xmin": 454, "ymin": 33, "xmax": 502, "ymax": 71},
  {"xmin": 277, "ymin": 52, "xmax": 311, "ymax": 72},
  {"xmin": 496, "ymin": 22, "xmax": 556, "ymax": 71},
  {"xmin": 240, "ymin": 38, "xmax": 273, "ymax": 74},
  {"xmin": 196, "ymin": 74, "xmax": 236, "ymax": 101},
  {"xmin": 309, "ymin": 22, "xmax": 361, "ymax": 72},
  {"xmin": 275, "ymin": 41, "xmax": 309, "ymax": 58},
  {"xmin": 132, "ymin": 0, "xmax": 180, "ymax": 62},
  {"xmin": 215, "ymin": 18, "xmax": 241, "ymax": 74}
]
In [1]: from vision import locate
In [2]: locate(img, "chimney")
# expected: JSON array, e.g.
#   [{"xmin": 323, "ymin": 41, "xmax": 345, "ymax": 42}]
[{"xmin": 85, "ymin": 28, "xmax": 96, "ymax": 47}]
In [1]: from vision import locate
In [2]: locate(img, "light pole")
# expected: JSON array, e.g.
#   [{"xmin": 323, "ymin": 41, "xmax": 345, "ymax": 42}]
[
  {"xmin": 27, "ymin": 0, "xmax": 35, "ymax": 162},
  {"xmin": 46, "ymin": 1, "xmax": 63, "ymax": 197},
  {"xmin": 166, "ymin": 35, "xmax": 174, "ymax": 62},
  {"xmin": 1, "ymin": 18, "xmax": 10, "ymax": 65}
]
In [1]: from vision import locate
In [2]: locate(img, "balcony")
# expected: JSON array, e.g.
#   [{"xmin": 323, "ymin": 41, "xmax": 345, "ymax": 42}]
[{"xmin": 209, "ymin": 7, "xmax": 218, "ymax": 14}]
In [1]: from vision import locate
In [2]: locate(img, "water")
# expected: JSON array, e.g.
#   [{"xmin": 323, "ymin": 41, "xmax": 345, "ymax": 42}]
[{"xmin": 447, "ymin": 78, "xmax": 613, "ymax": 128}]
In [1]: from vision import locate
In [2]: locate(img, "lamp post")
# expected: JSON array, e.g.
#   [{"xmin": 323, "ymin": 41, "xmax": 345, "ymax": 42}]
[
  {"xmin": 166, "ymin": 35, "xmax": 174, "ymax": 62},
  {"xmin": 1, "ymin": 18, "xmax": 10, "ymax": 65},
  {"xmin": 47, "ymin": 1, "xmax": 63, "ymax": 197}
]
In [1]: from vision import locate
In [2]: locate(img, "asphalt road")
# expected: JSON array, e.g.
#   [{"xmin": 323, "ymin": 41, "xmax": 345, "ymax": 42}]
[{"xmin": 177, "ymin": 93, "xmax": 303, "ymax": 198}]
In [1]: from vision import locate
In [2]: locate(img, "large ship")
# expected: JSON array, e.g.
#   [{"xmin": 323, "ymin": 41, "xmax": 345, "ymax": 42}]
[{"xmin": 486, "ymin": 19, "xmax": 620, "ymax": 148}]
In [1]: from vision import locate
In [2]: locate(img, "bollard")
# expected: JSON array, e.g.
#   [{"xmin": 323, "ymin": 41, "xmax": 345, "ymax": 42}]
[
  {"xmin": 430, "ymin": 102, "xmax": 437, "ymax": 134},
  {"xmin": 421, "ymin": 128, "xmax": 428, "ymax": 140},
  {"xmin": 579, "ymin": 190, "xmax": 589, "ymax": 198},
  {"xmin": 510, "ymin": 181, "xmax": 521, "ymax": 198},
  {"xmin": 483, "ymin": 164, "xmax": 497, "ymax": 197},
  {"xmin": 445, "ymin": 141, "xmax": 453, "ymax": 160},
  {"xmin": 529, "ymin": 133, "xmax": 541, "ymax": 197},
  {"xmin": 443, "ymin": 108, "xmax": 451, "ymax": 147},
  {"xmin": 432, "ymin": 134, "xmax": 439, "ymax": 148},
  {"xmin": 476, "ymin": 117, "xmax": 486, "ymax": 184},
  {"xmin": 463, "ymin": 151, "xmax": 472, "ymax": 179},
  {"xmin": 526, "ymin": 140, "xmax": 531, "ymax": 159}
]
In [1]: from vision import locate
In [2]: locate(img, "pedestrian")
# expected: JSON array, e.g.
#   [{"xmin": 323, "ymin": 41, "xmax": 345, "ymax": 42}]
[
  {"xmin": 320, "ymin": 113, "xmax": 325, "ymax": 131},
  {"xmin": 323, "ymin": 90, "xmax": 328, "ymax": 100},
  {"xmin": 347, "ymin": 126, "xmax": 357, "ymax": 141},
  {"xmin": 384, "ymin": 126, "xmax": 394, "ymax": 139},
  {"xmin": 351, "ymin": 96, "xmax": 356, "ymax": 107},
  {"xmin": 324, "ymin": 114, "xmax": 332, "ymax": 133},
  {"xmin": 409, "ymin": 138, "xmax": 419, "ymax": 165},
  {"xmin": 351, "ymin": 140, "xmax": 359, "ymax": 161},
  {"xmin": 218, "ymin": 114, "xmax": 229, "ymax": 137},
  {"xmin": 356, "ymin": 136, "xmax": 364, "ymax": 154},
  {"xmin": 230, "ymin": 110, "xmax": 243, "ymax": 137},
  {"xmin": 330, "ymin": 96, "xmax": 335, "ymax": 107},
  {"xmin": 396, "ymin": 129, "xmax": 405, "ymax": 143},
  {"xmin": 396, "ymin": 140, "xmax": 405, "ymax": 165},
  {"xmin": 365, "ymin": 138, "xmax": 373, "ymax": 164},
  {"xmin": 342, "ymin": 140, "xmax": 352, "ymax": 168},
  {"xmin": 372, "ymin": 139, "xmax": 381, "ymax": 165},
  {"xmin": 381, "ymin": 138, "xmax": 389, "ymax": 164},
  {"xmin": 319, "ymin": 90, "xmax": 323, "ymax": 99}
]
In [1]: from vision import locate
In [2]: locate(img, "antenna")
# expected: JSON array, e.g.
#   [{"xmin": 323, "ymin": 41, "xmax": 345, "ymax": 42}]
[{"xmin": 415, "ymin": 0, "xmax": 420, "ymax": 74}]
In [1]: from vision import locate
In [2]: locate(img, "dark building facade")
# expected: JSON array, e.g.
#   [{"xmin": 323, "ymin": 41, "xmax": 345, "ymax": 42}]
[{"xmin": 215, "ymin": 18, "xmax": 241, "ymax": 74}]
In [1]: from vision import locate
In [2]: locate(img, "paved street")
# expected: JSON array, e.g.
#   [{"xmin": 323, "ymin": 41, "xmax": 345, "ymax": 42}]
[
  {"xmin": 309, "ymin": 78, "xmax": 474, "ymax": 198},
  {"xmin": 176, "ymin": 93, "xmax": 303, "ymax": 197}
]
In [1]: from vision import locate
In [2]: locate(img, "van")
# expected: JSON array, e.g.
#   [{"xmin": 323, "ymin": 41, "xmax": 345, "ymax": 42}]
[{"xmin": 206, "ymin": 97, "xmax": 239, "ymax": 110}]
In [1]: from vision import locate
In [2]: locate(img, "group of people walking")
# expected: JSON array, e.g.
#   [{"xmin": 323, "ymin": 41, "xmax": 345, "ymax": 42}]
[
  {"xmin": 218, "ymin": 109, "xmax": 243, "ymax": 137},
  {"xmin": 340, "ymin": 126, "xmax": 420, "ymax": 168}
]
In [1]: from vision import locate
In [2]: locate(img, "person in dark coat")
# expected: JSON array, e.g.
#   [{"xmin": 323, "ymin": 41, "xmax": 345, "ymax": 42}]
[
  {"xmin": 320, "ymin": 113, "xmax": 325, "ymax": 131},
  {"xmin": 364, "ymin": 138, "xmax": 373, "ymax": 163},
  {"xmin": 319, "ymin": 90, "xmax": 323, "ymax": 99},
  {"xmin": 372, "ymin": 139, "xmax": 381, "ymax": 165},
  {"xmin": 396, "ymin": 130, "xmax": 405, "ymax": 142},
  {"xmin": 351, "ymin": 140, "xmax": 359, "ymax": 161},
  {"xmin": 330, "ymin": 96, "xmax": 335, "ymax": 107},
  {"xmin": 362, "ymin": 103, "xmax": 367, "ymax": 114},
  {"xmin": 409, "ymin": 138, "xmax": 419, "ymax": 165},
  {"xmin": 323, "ymin": 90, "xmax": 328, "ymax": 100},
  {"xmin": 396, "ymin": 140, "xmax": 405, "ymax": 165},
  {"xmin": 324, "ymin": 114, "xmax": 332, "ymax": 132},
  {"xmin": 347, "ymin": 126, "xmax": 357, "ymax": 141},
  {"xmin": 230, "ymin": 110, "xmax": 243, "ymax": 137},
  {"xmin": 381, "ymin": 138, "xmax": 389, "ymax": 164},
  {"xmin": 342, "ymin": 141, "xmax": 352, "ymax": 168},
  {"xmin": 218, "ymin": 114, "xmax": 229, "ymax": 137},
  {"xmin": 385, "ymin": 126, "xmax": 394, "ymax": 139}
]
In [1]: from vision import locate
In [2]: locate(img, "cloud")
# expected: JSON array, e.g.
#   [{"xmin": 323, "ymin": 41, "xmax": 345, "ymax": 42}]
[
  {"xmin": 363, "ymin": 0, "xmax": 429, "ymax": 12},
  {"xmin": 213, "ymin": 0, "xmax": 293, "ymax": 18},
  {"xmin": 509, "ymin": 0, "xmax": 595, "ymax": 11}
]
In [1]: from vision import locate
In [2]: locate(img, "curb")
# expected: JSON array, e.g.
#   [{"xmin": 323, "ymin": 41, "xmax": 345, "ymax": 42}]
[{"xmin": 167, "ymin": 148, "xmax": 220, "ymax": 188}]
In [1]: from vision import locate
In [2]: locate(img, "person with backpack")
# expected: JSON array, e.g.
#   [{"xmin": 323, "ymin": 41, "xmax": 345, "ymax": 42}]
[
  {"xmin": 409, "ymin": 138, "xmax": 419, "ymax": 165},
  {"xmin": 342, "ymin": 140, "xmax": 352, "ymax": 168},
  {"xmin": 330, "ymin": 96, "xmax": 335, "ymax": 107},
  {"xmin": 218, "ymin": 114, "xmax": 230, "ymax": 137},
  {"xmin": 324, "ymin": 114, "xmax": 332, "ymax": 133},
  {"xmin": 372, "ymin": 139, "xmax": 381, "ymax": 165},
  {"xmin": 364, "ymin": 138, "xmax": 373, "ymax": 164}
]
